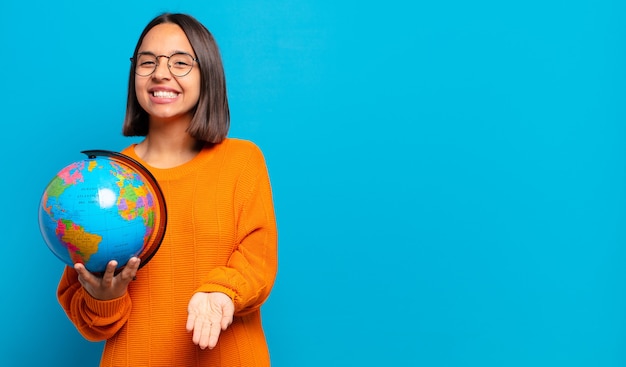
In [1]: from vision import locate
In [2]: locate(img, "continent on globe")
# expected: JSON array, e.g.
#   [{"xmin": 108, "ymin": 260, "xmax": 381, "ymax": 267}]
[{"xmin": 56, "ymin": 219, "xmax": 102, "ymax": 264}]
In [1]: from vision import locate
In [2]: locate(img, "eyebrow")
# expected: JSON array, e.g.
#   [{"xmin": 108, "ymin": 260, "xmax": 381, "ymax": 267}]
[{"xmin": 137, "ymin": 50, "xmax": 194, "ymax": 56}]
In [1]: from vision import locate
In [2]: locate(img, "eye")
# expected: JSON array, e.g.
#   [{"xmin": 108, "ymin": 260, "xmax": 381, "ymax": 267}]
[
  {"xmin": 136, "ymin": 54, "xmax": 157, "ymax": 67},
  {"xmin": 139, "ymin": 61, "xmax": 156, "ymax": 68},
  {"xmin": 134, "ymin": 54, "xmax": 158, "ymax": 76},
  {"xmin": 170, "ymin": 54, "xmax": 194, "ymax": 69}
]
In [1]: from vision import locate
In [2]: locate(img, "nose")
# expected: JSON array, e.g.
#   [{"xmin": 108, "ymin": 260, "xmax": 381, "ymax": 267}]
[{"xmin": 153, "ymin": 56, "xmax": 171, "ymax": 79}]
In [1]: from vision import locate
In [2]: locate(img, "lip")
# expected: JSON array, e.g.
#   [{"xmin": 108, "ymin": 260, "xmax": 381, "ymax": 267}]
[{"xmin": 148, "ymin": 87, "xmax": 181, "ymax": 103}]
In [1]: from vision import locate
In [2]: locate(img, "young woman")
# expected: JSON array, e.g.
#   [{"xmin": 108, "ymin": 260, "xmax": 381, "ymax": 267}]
[{"xmin": 57, "ymin": 13, "xmax": 278, "ymax": 366}]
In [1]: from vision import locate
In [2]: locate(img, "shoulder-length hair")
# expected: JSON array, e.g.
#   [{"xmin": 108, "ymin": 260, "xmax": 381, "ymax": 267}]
[{"xmin": 123, "ymin": 13, "xmax": 230, "ymax": 143}]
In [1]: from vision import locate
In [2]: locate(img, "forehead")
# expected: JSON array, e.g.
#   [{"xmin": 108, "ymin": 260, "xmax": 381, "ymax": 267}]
[{"xmin": 139, "ymin": 23, "xmax": 194, "ymax": 54}]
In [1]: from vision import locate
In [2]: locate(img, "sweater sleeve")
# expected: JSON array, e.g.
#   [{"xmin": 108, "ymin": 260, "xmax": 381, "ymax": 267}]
[
  {"xmin": 57, "ymin": 266, "xmax": 132, "ymax": 341},
  {"xmin": 195, "ymin": 143, "xmax": 278, "ymax": 315}
]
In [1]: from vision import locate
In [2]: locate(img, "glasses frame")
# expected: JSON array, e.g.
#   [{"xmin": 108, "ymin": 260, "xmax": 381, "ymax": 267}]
[{"xmin": 131, "ymin": 52, "xmax": 198, "ymax": 77}]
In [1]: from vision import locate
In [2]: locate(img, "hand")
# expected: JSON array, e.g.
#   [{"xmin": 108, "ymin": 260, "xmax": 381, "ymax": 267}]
[
  {"xmin": 74, "ymin": 257, "xmax": 141, "ymax": 300},
  {"xmin": 186, "ymin": 292, "xmax": 234, "ymax": 350}
]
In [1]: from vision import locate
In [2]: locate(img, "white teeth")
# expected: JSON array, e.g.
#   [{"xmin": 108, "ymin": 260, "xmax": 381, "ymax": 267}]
[{"xmin": 152, "ymin": 90, "xmax": 178, "ymax": 98}]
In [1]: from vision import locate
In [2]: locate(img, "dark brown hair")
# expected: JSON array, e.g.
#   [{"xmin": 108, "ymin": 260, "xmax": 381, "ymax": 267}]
[{"xmin": 123, "ymin": 13, "xmax": 230, "ymax": 143}]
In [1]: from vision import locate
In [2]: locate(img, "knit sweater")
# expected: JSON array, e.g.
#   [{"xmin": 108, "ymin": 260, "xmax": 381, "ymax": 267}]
[{"xmin": 57, "ymin": 138, "xmax": 278, "ymax": 366}]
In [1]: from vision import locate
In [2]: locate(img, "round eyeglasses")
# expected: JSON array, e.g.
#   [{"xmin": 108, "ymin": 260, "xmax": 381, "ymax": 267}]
[{"xmin": 131, "ymin": 52, "xmax": 198, "ymax": 77}]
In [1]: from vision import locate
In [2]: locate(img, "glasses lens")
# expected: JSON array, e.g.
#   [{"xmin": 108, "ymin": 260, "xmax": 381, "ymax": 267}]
[
  {"xmin": 135, "ymin": 54, "xmax": 157, "ymax": 76},
  {"xmin": 169, "ymin": 53, "xmax": 195, "ymax": 77}
]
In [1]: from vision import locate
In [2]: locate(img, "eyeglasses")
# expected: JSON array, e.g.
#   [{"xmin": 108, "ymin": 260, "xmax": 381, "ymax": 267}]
[{"xmin": 131, "ymin": 52, "xmax": 198, "ymax": 77}]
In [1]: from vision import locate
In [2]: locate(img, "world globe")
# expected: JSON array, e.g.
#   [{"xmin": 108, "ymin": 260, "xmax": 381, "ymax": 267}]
[{"xmin": 39, "ymin": 150, "xmax": 167, "ymax": 273}]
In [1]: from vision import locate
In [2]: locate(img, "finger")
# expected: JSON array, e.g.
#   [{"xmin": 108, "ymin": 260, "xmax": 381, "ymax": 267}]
[
  {"xmin": 185, "ymin": 313, "xmax": 196, "ymax": 333},
  {"xmin": 75, "ymin": 272, "xmax": 87, "ymax": 289},
  {"xmin": 196, "ymin": 317, "xmax": 212, "ymax": 349},
  {"xmin": 74, "ymin": 263, "xmax": 94, "ymax": 284},
  {"xmin": 220, "ymin": 305, "xmax": 234, "ymax": 330},
  {"xmin": 191, "ymin": 318, "xmax": 201, "ymax": 346},
  {"xmin": 127, "ymin": 256, "xmax": 141, "ymax": 271},
  {"xmin": 101, "ymin": 260, "xmax": 118, "ymax": 287},
  {"xmin": 221, "ymin": 302, "xmax": 234, "ymax": 330},
  {"xmin": 220, "ymin": 314, "xmax": 231, "ymax": 330},
  {"xmin": 74, "ymin": 262, "xmax": 88, "ymax": 278},
  {"xmin": 208, "ymin": 321, "xmax": 221, "ymax": 349},
  {"xmin": 119, "ymin": 257, "xmax": 140, "ymax": 282}
]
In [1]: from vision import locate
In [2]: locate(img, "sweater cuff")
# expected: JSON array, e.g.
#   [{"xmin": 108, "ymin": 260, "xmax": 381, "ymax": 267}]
[{"xmin": 83, "ymin": 291, "xmax": 132, "ymax": 318}]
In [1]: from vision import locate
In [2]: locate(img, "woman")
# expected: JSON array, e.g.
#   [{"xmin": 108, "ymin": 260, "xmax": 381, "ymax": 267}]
[{"xmin": 57, "ymin": 13, "xmax": 278, "ymax": 366}]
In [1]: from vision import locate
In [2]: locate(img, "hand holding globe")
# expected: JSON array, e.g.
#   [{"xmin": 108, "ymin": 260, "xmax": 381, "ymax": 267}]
[{"xmin": 75, "ymin": 256, "xmax": 141, "ymax": 300}]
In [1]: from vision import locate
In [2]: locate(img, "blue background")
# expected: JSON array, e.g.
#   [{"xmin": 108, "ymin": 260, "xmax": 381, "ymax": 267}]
[{"xmin": 1, "ymin": 0, "xmax": 626, "ymax": 366}]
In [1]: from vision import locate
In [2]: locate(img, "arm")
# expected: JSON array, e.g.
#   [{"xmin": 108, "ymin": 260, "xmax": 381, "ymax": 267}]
[
  {"xmin": 194, "ymin": 144, "xmax": 278, "ymax": 314},
  {"xmin": 57, "ymin": 259, "xmax": 138, "ymax": 341},
  {"xmin": 185, "ymin": 142, "xmax": 278, "ymax": 349}
]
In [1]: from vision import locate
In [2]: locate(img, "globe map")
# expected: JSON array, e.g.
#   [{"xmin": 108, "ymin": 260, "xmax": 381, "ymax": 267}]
[{"xmin": 39, "ymin": 151, "xmax": 166, "ymax": 273}]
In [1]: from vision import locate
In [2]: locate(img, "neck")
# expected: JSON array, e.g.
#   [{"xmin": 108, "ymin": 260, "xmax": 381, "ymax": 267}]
[{"xmin": 135, "ymin": 120, "xmax": 203, "ymax": 168}]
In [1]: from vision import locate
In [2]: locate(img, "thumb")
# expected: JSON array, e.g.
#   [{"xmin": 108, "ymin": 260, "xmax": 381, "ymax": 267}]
[{"xmin": 220, "ymin": 302, "xmax": 234, "ymax": 330}]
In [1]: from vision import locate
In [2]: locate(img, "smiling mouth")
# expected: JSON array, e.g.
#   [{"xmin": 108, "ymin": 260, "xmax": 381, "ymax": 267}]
[{"xmin": 152, "ymin": 90, "xmax": 179, "ymax": 98}]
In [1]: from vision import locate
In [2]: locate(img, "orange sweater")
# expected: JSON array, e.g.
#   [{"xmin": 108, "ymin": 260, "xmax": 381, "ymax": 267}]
[{"xmin": 58, "ymin": 138, "xmax": 278, "ymax": 366}]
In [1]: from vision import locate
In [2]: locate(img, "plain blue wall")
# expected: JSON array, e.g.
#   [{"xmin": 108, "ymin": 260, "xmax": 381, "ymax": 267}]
[{"xmin": 2, "ymin": 0, "xmax": 626, "ymax": 366}]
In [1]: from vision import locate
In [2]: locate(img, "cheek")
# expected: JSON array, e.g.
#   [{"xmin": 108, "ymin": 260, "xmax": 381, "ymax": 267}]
[
  {"xmin": 186, "ymin": 81, "xmax": 201, "ymax": 106},
  {"xmin": 135, "ymin": 79, "xmax": 149, "ymax": 107},
  {"xmin": 191, "ymin": 87, "xmax": 201, "ymax": 105},
  {"xmin": 186, "ymin": 71, "xmax": 202, "ymax": 104},
  {"xmin": 135, "ymin": 78, "xmax": 144, "ymax": 96}
]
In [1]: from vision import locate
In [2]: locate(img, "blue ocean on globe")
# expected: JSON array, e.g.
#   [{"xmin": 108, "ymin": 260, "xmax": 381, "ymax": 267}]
[{"xmin": 39, "ymin": 153, "xmax": 165, "ymax": 273}]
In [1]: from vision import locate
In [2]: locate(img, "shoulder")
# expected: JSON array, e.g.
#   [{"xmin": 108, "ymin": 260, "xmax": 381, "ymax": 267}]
[
  {"xmin": 217, "ymin": 138, "xmax": 265, "ymax": 161},
  {"xmin": 120, "ymin": 144, "xmax": 136, "ymax": 156},
  {"xmin": 221, "ymin": 138, "xmax": 261, "ymax": 152}
]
